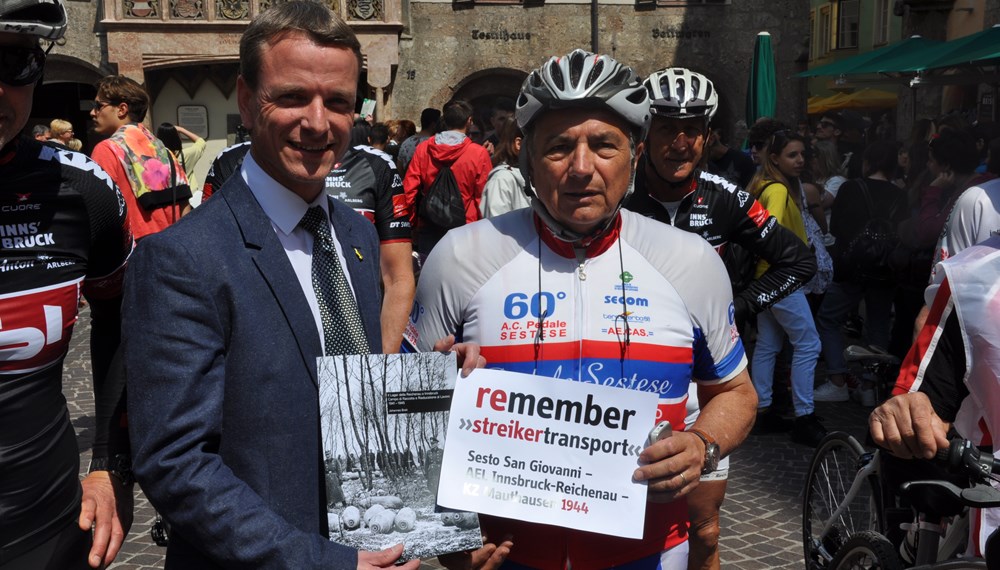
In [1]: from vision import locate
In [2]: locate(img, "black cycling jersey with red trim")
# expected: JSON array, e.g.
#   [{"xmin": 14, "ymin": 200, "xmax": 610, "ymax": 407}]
[
  {"xmin": 625, "ymin": 166, "xmax": 816, "ymax": 321},
  {"xmin": 203, "ymin": 143, "xmax": 413, "ymax": 244},
  {"xmin": 0, "ymin": 139, "xmax": 132, "ymax": 560},
  {"xmin": 325, "ymin": 145, "xmax": 411, "ymax": 243},
  {"xmin": 201, "ymin": 141, "xmax": 250, "ymax": 201}
]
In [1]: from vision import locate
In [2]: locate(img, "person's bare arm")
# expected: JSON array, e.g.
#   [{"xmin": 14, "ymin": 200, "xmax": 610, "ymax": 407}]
[
  {"xmin": 173, "ymin": 124, "xmax": 203, "ymax": 143},
  {"xmin": 379, "ymin": 241, "xmax": 416, "ymax": 353}
]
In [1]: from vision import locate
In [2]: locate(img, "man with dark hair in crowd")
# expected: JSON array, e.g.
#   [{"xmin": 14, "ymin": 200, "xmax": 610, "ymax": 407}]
[
  {"xmin": 397, "ymin": 107, "xmax": 441, "ymax": 174},
  {"xmin": 403, "ymin": 99, "xmax": 492, "ymax": 260},
  {"xmin": 483, "ymin": 96, "xmax": 515, "ymax": 148},
  {"xmin": 813, "ymin": 110, "xmax": 864, "ymax": 179},
  {"xmin": 706, "ymin": 126, "xmax": 755, "ymax": 191},
  {"xmin": 368, "ymin": 122, "xmax": 390, "ymax": 152},
  {"xmin": 90, "ymin": 75, "xmax": 191, "ymax": 240}
]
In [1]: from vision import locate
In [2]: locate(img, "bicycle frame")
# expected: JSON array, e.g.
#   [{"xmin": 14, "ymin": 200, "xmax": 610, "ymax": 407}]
[{"xmin": 817, "ymin": 450, "xmax": 882, "ymax": 547}]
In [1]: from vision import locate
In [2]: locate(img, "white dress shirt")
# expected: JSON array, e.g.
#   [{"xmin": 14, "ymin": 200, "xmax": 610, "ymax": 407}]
[{"xmin": 241, "ymin": 153, "xmax": 357, "ymax": 354}]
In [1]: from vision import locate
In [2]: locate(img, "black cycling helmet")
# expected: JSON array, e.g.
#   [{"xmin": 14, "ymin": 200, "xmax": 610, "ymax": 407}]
[
  {"xmin": 515, "ymin": 49, "xmax": 651, "ymax": 244},
  {"xmin": 0, "ymin": 0, "xmax": 68, "ymax": 41}
]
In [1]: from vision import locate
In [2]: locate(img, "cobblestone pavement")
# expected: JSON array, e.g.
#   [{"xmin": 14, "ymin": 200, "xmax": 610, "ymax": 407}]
[{"xmin": 64, "ymin": 312, "xmax": 872, "ymax": 569}]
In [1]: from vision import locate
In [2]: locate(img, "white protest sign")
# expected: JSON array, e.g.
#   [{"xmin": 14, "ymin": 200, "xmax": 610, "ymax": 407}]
[{"xmin": 437, "ymin": 368, "xmax": 658, "ymax": 539}]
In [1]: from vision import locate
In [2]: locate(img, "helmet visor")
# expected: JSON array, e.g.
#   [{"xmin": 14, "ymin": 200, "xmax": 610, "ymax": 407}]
[{"xmin": 0, "ymin": 45, "xmax": 44, "ymax": 86}]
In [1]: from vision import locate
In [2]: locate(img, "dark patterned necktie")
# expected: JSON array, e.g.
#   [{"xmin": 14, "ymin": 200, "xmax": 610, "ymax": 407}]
[{"xmin": 299, "ymin": 206, "xmax": 369, "ymax": 356}]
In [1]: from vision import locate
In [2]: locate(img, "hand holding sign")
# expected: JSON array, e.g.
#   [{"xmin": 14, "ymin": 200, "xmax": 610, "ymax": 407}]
[
  {"xmin": 438, "ymin": 369, "xmax": 657, "ymax": 539},
  {"xmin": 634, "ymin": 429, "xmax": 705, "ymax": 502}
]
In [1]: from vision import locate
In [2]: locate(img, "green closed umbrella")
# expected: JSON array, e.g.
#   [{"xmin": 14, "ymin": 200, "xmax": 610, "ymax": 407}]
[{"xmin": 746, "ymin": 31, "xmax": 776, "ymax": 128}]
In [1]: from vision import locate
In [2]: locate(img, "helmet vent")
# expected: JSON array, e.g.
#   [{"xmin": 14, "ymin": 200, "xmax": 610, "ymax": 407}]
[
  {"xmin": 586, "ymin": 59, "xmax": 606, "ymax": 89},
  {"xmin": 568, "ymin": 51, "xmax": 585, "ymax": 87},
  {"xmin": 550, "ymin": 62, "xmax": 565, "ymax": 91},
  {"xmin": 676, "ymin": 78, "xmax": 688, "ymax": 101},
  {"xmin": 612, "ymin": 68, "xmax": 631, "ymax": 86}
]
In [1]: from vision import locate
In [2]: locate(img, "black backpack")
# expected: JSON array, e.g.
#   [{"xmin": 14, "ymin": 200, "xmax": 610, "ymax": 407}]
[
  {"xmin": 846, "ymin": 180, "xmax": 898, "ymax": 282},
  {"xmin": 418, "ymin": 162, "xmax": 466, "ymax": 230}
]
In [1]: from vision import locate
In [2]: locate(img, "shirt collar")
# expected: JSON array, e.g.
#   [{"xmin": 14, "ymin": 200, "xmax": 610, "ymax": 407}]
[{"xmin": 242, "ymin": 152, "xmax": 330, "ymax": 235}]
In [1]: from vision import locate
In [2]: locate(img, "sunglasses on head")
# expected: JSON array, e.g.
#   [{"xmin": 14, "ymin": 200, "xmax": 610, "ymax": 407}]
[{"xmin": 0, "ymin": 46, "xmax": 45, "ymax": 87}]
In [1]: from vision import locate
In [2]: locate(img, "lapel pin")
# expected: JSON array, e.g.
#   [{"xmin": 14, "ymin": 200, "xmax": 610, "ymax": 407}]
[{"xmin": 354, "ymin": 247, "xmax": 363, "ymax": 262}]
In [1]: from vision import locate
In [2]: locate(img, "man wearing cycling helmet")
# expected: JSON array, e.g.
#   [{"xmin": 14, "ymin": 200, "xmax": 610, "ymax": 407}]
[
  {"xmin": 624, "ymin": 67, "xmax": 815, "ymax": 570},
  {"xmin": 406, "ymin": 50, "xmax": 756, "ymax": 570},
  {"xmin": 0, "ymin": 0, "xmax": 135, "ymax": 568}
]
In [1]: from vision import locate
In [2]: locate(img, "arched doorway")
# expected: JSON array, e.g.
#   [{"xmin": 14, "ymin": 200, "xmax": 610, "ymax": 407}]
[
  {"xmin": 451, "ymin": 68, "xmax": 528, "ymax": 134},
  {"xmin": 31, "ymin": 56, "xmax": 105, "ymax": 152}
]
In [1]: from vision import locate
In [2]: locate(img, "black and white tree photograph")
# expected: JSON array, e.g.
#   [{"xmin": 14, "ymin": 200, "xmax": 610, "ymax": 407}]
[{"xmin": 318, "ymin": 352, "xmax": 482, "ymax": 560}]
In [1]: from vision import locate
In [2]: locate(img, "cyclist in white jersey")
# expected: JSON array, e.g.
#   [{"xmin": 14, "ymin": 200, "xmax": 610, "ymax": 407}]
[{"xmin": 405, "ymin": 49, "xmax": 757, "ymax": 570}]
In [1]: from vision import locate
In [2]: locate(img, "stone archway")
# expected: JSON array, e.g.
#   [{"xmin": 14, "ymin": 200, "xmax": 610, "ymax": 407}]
[
  {"xmin": 30, "ymin": 56, "xmax": 105, "ymax": 152},
  {"xmin": 450, "ymin": 67, "xmax": 528, "ymax": 135}
]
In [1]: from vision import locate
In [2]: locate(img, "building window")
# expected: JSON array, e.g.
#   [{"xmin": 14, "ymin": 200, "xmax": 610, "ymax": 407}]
[
  {"xmin": 809, "ymin": 10, "xmax": 816, "ymax": 60},
  {"xmin": 818, "ymin": 5, "xmax": 832, "ymax": 57},
  {"xmin": 873, "ymin": 0, "xmax": 890, "ymax": 46},
  {"xmin": 836, "ymin": 0, "xmax": 859, "ymax": 49}
]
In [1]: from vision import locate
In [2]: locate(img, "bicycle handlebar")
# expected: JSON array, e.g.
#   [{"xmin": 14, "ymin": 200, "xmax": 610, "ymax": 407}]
[{"xmin": 935, "ymin": 438, "xmax": 999, "ymax": 478}]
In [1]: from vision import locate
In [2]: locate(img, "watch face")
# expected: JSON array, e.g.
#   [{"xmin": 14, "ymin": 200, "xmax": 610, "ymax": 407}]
[{"xmin": 705, "ymin": 444, "xmax": 721, "ymax": 472}]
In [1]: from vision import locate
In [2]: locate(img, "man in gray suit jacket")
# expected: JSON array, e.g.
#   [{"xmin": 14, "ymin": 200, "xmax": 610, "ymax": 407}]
[{"xmin": 123, "ymin": 3, "xmax": 480, "ymax": 568}]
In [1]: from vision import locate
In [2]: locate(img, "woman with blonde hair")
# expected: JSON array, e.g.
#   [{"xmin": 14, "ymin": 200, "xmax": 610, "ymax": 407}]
[
  {"xmin": 747, "ymin": 130, "xmax": 826, "ymax": 447},
  {"xmin": 47, "ymin": 118, "xmax": 73, "ymax": 146}
]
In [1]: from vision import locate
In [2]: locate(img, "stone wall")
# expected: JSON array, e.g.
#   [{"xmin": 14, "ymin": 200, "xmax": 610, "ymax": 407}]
[
  {"xmin": 394, "ymin": 1, "xmax": 809, "ymax": 139},
  {"xmin": 50, "ymin": 0, "xmax": 109, "ymax": 78}
]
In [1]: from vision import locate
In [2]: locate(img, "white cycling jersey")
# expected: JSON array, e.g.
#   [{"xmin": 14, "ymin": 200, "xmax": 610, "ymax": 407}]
[{"xmin": 405, "ymin": 208, "xmax": 746, "ymax": 568}]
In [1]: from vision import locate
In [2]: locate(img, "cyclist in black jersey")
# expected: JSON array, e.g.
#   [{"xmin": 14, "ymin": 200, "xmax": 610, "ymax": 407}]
[
  {"xmin": 201, "ymin": 140, "xmax": 250, "ymax": 201},
  {"xmin": 202, "ymin": 141, "xmax": 415, "ymax": 352},
  {"xmin": 625, "ymin": 69, "xmax": 815, "ymax": 330},
  {"xmin": 623, "ymin": 67, "xmax": 816, "ymax": 570},
  {"xmin": 325, "ymin": 144, "xmax": 414, "ymax": 352},
  {"xmin": 0, "ymin": 1, "xmax": 135, "ymax": 568}
]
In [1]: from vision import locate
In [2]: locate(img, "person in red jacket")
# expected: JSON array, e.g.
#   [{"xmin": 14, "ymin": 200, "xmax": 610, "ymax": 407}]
[{"xmin": 403, "ymin": 99, "xmax": 492, "ymax": 261}]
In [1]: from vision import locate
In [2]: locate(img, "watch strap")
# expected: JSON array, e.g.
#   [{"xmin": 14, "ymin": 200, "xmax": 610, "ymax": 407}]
[
  {"xmin": 687, "ymin": 428, "xmax": 716, "ymax": 447},
  {"xmin": 89, "ymin": 454, "xmax": 134, "ymax": 486},
  {"xmin": 687, "ymin": 428, "xmax": 719, "ymax": 474}
]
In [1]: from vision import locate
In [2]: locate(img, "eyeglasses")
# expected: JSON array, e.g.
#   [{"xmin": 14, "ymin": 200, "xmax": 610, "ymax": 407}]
[
  {"xmin": 91, "ymin": 100, "xmax": 114, "ymax": 112},
  {"xmin": 0, "ymin": 46, "xmax": 45, "ymax": 87},
  {"xmin": 818, "ymin": 120, "xmax": 837, "ymax": 129},
  {"xmin": 750, "ymin": 141, "xmax": 766, "ymax": 151}
]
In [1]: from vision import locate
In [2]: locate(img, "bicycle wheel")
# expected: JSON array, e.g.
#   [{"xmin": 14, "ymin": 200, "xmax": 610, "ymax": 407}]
[
  {"xmin": 828, "ymin": 531, "xmax": 902, "ymax": 570},
  {"xmin": 803, "ymin": 432, "xmax": 883, "ymax": 569}
]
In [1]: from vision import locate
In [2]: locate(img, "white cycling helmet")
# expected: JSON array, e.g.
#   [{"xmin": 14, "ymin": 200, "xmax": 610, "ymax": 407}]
[
  {"xmin": 645, "ymin": 67, "xmax": 719, "ymax": 121},
  {"xmin": 0, "ymin": 0, "xmax": 67, "ymax": 40},
  {"xmin": 516, "ymin": 49, "xmax": 651, "ymax": 142}
]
